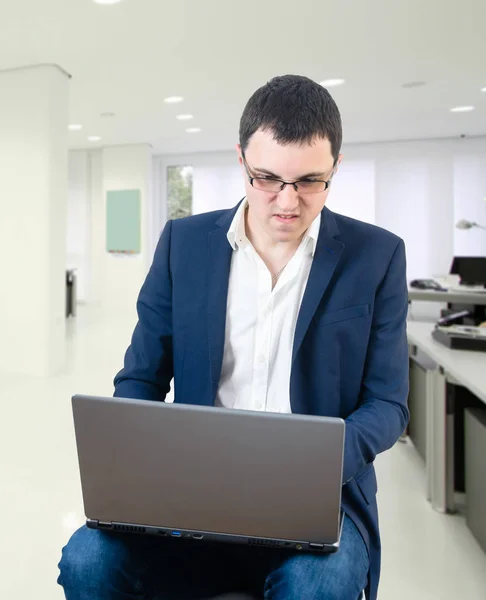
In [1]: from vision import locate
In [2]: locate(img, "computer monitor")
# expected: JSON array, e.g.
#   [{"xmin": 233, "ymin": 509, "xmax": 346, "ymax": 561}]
[{"xmin": 450, "ymin": 256, "xmax": 486, "ymax": 286}]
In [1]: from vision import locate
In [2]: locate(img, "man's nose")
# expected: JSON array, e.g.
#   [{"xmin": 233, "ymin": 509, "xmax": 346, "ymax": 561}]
[{"xmin": 276, "ymin": 183, "xmax": 300, "ymax": 212}]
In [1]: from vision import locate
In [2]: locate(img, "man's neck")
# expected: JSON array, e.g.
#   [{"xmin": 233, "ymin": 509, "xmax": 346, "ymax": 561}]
[{"xmin": 245, "ymin": 207, "xmax": 303, "ymax": 271}]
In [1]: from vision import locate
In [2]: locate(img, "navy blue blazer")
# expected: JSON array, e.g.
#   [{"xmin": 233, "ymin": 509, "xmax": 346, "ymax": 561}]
[{"xmin": 114, "ymin": 203, "xmax": 410, "ymax": 600}]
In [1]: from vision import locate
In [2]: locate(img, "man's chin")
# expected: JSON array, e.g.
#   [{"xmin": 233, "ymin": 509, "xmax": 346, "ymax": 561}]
[{"xmin": 272, "ymin": 229, "xmax": 303, "ymax": 244}]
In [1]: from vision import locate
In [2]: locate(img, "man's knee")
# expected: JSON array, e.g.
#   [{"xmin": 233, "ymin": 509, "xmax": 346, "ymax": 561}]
[
  {"xmin": 265, "ymin": 569, "xmax": 358, "ymax": 599},
  {"xmin": 57, "ymin": 526, "xmax": 129, "ymax": 590},
  {"xmin": 265, "ymin": 547, "xmax": 368, "ymax": 600}
]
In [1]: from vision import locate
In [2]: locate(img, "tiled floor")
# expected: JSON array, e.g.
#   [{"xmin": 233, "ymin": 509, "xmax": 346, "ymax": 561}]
[{"xmin": 1, "ymin": 306, "xmax": 485, "ymax": 599}]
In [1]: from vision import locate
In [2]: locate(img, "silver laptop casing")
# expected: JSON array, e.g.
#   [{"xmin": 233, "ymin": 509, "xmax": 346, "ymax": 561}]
[{"xmin": 72, "ymin": 395, "xmax": 345, "ymax": 553}]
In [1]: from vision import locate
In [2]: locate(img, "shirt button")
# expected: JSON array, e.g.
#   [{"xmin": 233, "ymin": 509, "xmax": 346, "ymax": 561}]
[{"xmin": 258, "ymin": 355, "xmax": 266, "ymax": 364}]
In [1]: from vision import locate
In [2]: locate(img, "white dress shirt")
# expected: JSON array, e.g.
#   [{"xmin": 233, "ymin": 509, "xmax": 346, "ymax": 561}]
[{"xmin": 215, "ymin": 199, "xmax": 321, "ymax": 414}]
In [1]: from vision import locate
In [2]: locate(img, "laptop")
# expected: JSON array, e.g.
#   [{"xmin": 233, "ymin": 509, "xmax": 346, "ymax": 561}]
[{"xmin": 72, "ymin": 394, "xmax": 345, "ymax": 553}]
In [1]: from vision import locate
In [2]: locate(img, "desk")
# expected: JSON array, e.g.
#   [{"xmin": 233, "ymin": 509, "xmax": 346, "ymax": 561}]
[
  {"xmin": 408, "ymin": 288, "xmax": 486, "ymax": 306},
  {"xmin": 407, "ymin": 322, "xmax": 486, "ymax": 513}
]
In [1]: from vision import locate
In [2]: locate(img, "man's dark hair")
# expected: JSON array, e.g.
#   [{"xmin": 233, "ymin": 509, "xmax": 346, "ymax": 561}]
[{"xmin": 239, "ymin": 74, "xmax": 342, "ymax": 163}]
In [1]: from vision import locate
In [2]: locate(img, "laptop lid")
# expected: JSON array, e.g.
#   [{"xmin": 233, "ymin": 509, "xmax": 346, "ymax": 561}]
[{"xmin": 72, "ymin": 395, "xmax": 345, "ymax": 547}]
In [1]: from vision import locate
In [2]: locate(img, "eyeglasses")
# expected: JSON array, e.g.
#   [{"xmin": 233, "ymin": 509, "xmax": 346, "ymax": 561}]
[{"xmin": 242, "ymin": 153, "xmax": 336, "ymax": 194}]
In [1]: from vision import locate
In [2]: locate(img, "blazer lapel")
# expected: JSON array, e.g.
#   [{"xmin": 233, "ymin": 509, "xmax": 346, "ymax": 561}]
[
  {"xmin": 207, "ymin": 205, "xmax": 240, "ymax": 404},
  {"xmin": 292, "ymin": 207, "xmax": 345, "ymax": 364}
]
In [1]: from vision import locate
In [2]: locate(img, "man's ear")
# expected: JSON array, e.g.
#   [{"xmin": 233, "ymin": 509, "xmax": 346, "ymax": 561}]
[
  {"xmin": 335, "ymin": 153, "xmax": 344, "ymax": 173},
  {"xmin": 236, "ymin": 143, "xmax": 244, "ymax": 166}
]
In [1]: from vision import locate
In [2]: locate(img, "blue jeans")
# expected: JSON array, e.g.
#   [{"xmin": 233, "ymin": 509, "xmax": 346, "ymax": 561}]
[{"xmin": 58, "ymin": 515, "xmax": 368, "ymax": 599}]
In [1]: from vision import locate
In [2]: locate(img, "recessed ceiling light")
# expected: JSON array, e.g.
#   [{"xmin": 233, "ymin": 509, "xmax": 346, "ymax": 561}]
[
  {"xmin": 186, "ymin": 127, "xmax": 201, "ymax": 133},
  {"xmin": 320, "ymin": 78, "xmax": 346, "ymax": 88},
  {"xmin": 93, "ymin": 0, "xmax": 123, "ymax": 5},
  {"xmin": 176, "ymin": 114, "xmax": 194, "ymax": 121},
  {"xmin": 88, "ymin": 136, "xmax": 101, "ymax": 142},
  {"xmin": 481, "ymin": 87, "xmax": 486, "ymax": 93},
  {"xmin": 68, "ymin": 124, "xmax": 82, "ymax": 131},
  {"xmin": 402, "ymin": 81, "xmax": 427, "ymax": 89},
  {"xmin": 450, "ymin": 106, "xmax": 475, "ymax": 113},
  {"xmin": 164, "ymin": 96, "xmax": 184, "ymax": 104}
]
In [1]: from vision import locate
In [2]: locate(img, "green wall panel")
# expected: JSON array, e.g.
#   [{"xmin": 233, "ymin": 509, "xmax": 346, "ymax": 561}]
[{"xmin": 106, "ymin": 189, "xmax": 141, "ymax": 253}]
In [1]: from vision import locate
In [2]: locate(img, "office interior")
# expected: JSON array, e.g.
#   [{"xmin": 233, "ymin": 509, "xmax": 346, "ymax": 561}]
[{"xmin": 1, "ymin": 1, "xmax": 486, "ymax": 598}]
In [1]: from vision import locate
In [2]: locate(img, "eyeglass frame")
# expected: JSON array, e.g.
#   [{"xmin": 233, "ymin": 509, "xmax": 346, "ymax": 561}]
[{"xmin": 241, "ymin": 151, "xmax": 337, "ymax": 194}]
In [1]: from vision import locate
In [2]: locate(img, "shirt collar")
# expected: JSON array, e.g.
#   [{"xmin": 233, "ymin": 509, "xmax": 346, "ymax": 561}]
[
  {"xmin": 227, "ymin": 198, "xmax": 250, "ymax": 250},
  {"xmin": 306, "ymin": 212, "xmax": 321, "ymax": 257},
  {"xmin": 227, "ymin": 198, "xmax": 321, "ymax": 257}
]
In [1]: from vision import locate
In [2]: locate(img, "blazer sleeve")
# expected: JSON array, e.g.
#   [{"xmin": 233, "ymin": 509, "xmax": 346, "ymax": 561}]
[
  {"xmin": 113, "ymin": 220, "xmax": 174, "ymax": 401},
  {"xmin": 343, "ymin": 238, "xmax": 410, "ymax": 483}
]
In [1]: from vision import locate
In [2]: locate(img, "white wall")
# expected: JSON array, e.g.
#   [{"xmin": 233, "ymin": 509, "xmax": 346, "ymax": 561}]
[
  {"xmin": 67, "ymin": 149, "xmax": 100, "ymax": 306},
  {"xmin": 343, "ymin": 137, "xmax": 485, "ymax": 279},
  {"xmin": 67, "ymin": 152, "xmax": 91, "ymax": 302},
  {"xmin": 374, "ymin": 156, "xmax": 439, "ymax": 280},
  {"xmin": 193, "ymin": 165, "xmax": 244, "ymax": 215},
  {"xmin": 67, "ymin": 145, "xmax": 152, "ymax": 312},
  {"xmin": 326, "ymin": 160, "xmax": 375, "ymax": 224},
  {"xmin": 345, "ymin": 141, "xmax": 459, "ymax": 280},
  {"xmin": 453, "ymin": 151, "xmax": 486, "ymax": 257},
  {"xmin": 88, "ymin": 149, "xmax": 103, "ymax": 306},
  {"xmin": 97, "ymin": 145, "xmax": 152, "ymax": 313}
]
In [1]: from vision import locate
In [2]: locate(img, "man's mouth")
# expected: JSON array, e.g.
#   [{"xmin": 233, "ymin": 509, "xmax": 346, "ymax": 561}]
[{"xmin": 274, "ymin": 214, "xmax": 298, "ymax": 222}]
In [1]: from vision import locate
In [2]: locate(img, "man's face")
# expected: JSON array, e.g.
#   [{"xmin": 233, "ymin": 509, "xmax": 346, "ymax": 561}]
[{"xmin": 237, "ymin": 129, "xmax": 341, "ymax": 246}]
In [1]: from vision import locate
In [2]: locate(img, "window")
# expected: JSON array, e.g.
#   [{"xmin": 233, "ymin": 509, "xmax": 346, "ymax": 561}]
[{"xmin": 167, "ymin": 165, "xmax": 193, "ymax": 220}]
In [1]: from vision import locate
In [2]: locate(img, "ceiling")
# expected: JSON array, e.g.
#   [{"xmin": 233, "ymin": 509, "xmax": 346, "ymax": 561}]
[{"xmin": 1, "ymin": 0, "xmax": 486, "ymax": 154}]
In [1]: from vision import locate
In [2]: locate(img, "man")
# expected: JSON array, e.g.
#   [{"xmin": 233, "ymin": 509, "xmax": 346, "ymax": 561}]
[{"xmin": 58, "ymin": 75, "xmax": 409, "ymax": 600}]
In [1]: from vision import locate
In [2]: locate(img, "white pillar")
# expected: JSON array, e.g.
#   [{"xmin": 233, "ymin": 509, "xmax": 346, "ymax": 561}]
[
  {"xmin": 91, "ymin": 144, "xmax": 152, "ymax": 314},
  {"xmin": 0, "ymin": 64, "xmax": 69, "ymax": 377}
]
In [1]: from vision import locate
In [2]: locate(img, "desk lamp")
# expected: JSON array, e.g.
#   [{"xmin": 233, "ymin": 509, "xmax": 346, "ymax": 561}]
[{"xmin": 456, "ymin": 219, "xmax": 485, "ymax": 230}]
